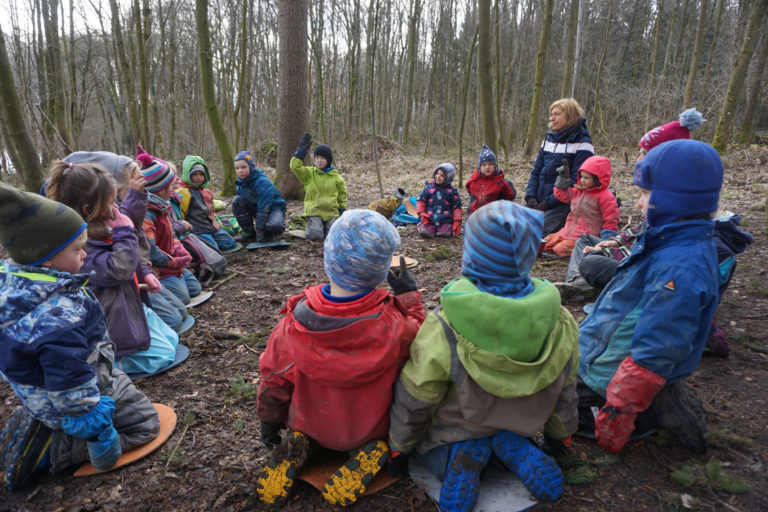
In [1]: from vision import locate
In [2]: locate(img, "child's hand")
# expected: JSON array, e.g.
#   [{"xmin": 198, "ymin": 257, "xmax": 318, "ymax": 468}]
[
  {"xmin": 181, "ymin": 220, "xmax": 194, "ymax": 232},
  {"xmin": 387, "ymin": 450, "xmax": 410, "ymax": 478},
  {"xmin": 452, "ymin": 221, "xmax": 461, "ymax": 237},
  {"xmin": 525, "ymin": 196, "xmax": 539, "ymax": 209},
  {"xmin": 556, "ymin": 159, "xmax": 570, "ymax": 179},
  {"xmin": 387, "ymin": 256, "xmax": 418, "ymax": 295},
  {"xmin": 294, "ymin": 132, "xmax": 313, "ymax": 159},
  {"xmin": 128, "ymin": 169, "xmax": 146, "ymax": 192},
  {"xmin": 106, "ymin": 205, "xmax": 134, "ymax": 229},
  {"xmin": 143, "ymin": 273, "xmax": 162, "ymax": 293}
]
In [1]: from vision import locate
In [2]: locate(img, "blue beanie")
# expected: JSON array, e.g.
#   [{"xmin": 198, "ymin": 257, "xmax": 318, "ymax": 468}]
[
  {"xmin": 434, "ymin": 163, "xmax": 456, "ymax": 184},
  {"xmin": 462, "ymin": 201, "xmax": 543, "ymax": 298},
  {"xmin": 234, "ymin": 150, "xmax": 257, "ymax": 173},
  {"xmin": 633, "ymin": 139, "xmax": 722, "ymax": 227},
  {"xmin": 324, "ymin": 209, "xmax": 401, "ymax": 292},
  {"xmin": 477, "ymin": 144, "xmax": 497, "ymax": 169}
]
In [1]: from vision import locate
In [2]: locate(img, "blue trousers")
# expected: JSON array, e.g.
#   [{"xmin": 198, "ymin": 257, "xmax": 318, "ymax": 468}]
[
  {"xmin": 148, "ymin": 285, "xmax": 189, "ymax": 332},
  {"xmin": 198, "ymin": 228, "xmax": 236, "ymax": 250},
  {"xmin": 232, "ymin": 197, "xmax": 286, "ymax": 235},
  {"xmin": 160, "ymin": 269, "xmax": 202, "ymax": 305}
]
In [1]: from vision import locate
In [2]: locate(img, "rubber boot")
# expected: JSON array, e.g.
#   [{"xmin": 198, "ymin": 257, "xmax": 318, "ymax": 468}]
[
  {"xmin": 439, "ymin": 438, "xmax": 492, "ymax": 512},
  {"xmin": 491, "ymin": 431, "xmax": 564, "ymax": 502},
  {"xmin": 1, "ymin": 409, "xmax": 53, "ymax": 491},
  {"xmin": 254, "ymin": 431, "xmax": 312, "ymax": 506},
  {"xmin": 650, "ymin": 380, "xmax": 707, "ymax": 454},
  {"xmin": 321, "ymin": 439, "xmax": 389, "ymax": 507}
]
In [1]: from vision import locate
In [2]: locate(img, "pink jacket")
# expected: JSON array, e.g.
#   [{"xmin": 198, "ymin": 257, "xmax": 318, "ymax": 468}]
[{"xmin": 553, "ymin": 155, "xmax": 620, "ymax": 241}]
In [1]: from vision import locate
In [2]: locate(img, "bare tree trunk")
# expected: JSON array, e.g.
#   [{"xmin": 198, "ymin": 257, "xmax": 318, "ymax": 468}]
[
  {"xmin": 195, "ymin": 0, "xmax": 235, "ymax": 193},
  {"xmin": 459, "ymin": 28, "xmax": 479, "ymax": 188},
  {"xmin": 592, "ymin": 0, "xmax": 614, "ymax": 136},
  {"xmin": 478, "ymin": 0, "xmax": 496, "ymax": 152},
  {"xmin": 135, "ymin": 0, "xmax": 151, "ymax": 149},
  {"xmin": 561, "ymin": 0, "xmax": 579, "ymax": 98},
  {"xmin": 712, "ymin": 0, "xmax": 767, "ymax": 153},
  {"xmin": 493, "ymin": 0, "xmax": 507, "ymax": 157},
  {"xmin": 275, "ymin": 0, "xmax": 307, "ymax": 199},
  {"xmin": 0, "ymin": 29, "xmax": 44, "ymax": 192},
  {"xmin": 522, "ymin": 0, "xmax": 554, "ymax": 156},
  {"xmin": 109, "ymin": 0, "xmax": 140, "ymax": 149},
  {"xmin": 571, "ymin": 0, "xmax": 585, "ymax": 97},
  {"xmin": 644, "ymin": 2, "xmax": 663, "ymax": 131},
  {"xmin": 702, "ymin": 0, "xmax": 726, "ymax": 86},
  {"xmin": 41, "ymin": 0, "xmax": 70, "ymax": 156},
  {"xmin": 233, "ymin": 0, "xmax": 249, "ymax": 152},
  {"xmin": 737, "ymin": 32, "xmax": 768, "ymax": 145},
  {"xmin": 402, "ymin": 0, "xmax": 421, "ymax": 144},
  {"xmin": 684, "ymin": 0, "xmax": 709, "ymax": 107}
]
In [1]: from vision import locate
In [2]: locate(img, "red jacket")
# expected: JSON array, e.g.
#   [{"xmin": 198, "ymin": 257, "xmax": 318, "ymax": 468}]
[
  {"xmin": 257, "ymin": 284, "xmax": 425, "ymax": 451},
  {"xmin": 142, "ymin": 197, "xmax": 183, "ymax": 278},
  {"xmin": 553, "ymin": 155, "xmax": 620, "ymax": 241},
  {"xmin": 465, "ymin": 168, "xmax": 517, "ymax": 216}
]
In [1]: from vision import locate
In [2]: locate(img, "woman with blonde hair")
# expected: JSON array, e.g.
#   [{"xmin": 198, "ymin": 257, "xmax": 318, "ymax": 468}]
[{"xmin": 525, "ymin": 98, "xmax": 594, "ymax": 236}]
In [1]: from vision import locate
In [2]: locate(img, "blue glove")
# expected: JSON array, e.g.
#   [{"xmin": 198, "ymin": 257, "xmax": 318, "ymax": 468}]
[
  {"xmin": 600, "ymin": 229, "xmax": 617, "ymax": 240},
  {"xmin": 61, "ymin": 396, "xmax": 116, "ymax": 439},
  {"xmin": 294, "ymin": 132, "xmax": 312, "ymax": 160},
  {"xmin": 88, "ymin": 424, "xmax": 122, "ymax": 470}
]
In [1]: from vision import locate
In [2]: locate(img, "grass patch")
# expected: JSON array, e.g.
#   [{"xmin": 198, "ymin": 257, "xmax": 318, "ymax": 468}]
[
  {"xmin": 565, "ymin": 465, "xmax": 596, "ymax": 484},
  {"xmin": 746, "ymin": 288, "xmax": 768, "ymax": 298},
  {"xmin": 708, "ymin": 429, "xmax": 754, "ymax": 449},
  {"xmin": 670, "ymin": 459, "xmax": 751, "ymax": 494},
  {"xmin": 233, "ymin": 420, "xmax": 245, "ymax": 431},
  {"xmin": 423, "ymin": 246, "xmax": 459, "ymax": 262},
  {"xmin": 226, "ymin": 374, "xmax": 256, "ymax": 402}
]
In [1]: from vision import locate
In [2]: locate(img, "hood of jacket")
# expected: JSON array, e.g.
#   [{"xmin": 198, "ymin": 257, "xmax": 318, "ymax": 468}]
[
  {"xmin": 284, "ymin": 285, "xmax": 407, "ymax": 387},
  {"xmin": 550, "ymin": 116, "xmax": 591, "ymax": 144},
  {"xmin": 181, "ymin": 155, "xmax": 210, "ymax": 188},
  {"xmin": 439, "ymin": 277, "xmax": 578, "ymax": 397},
  {"xmin": 577, "ymin": 155, "xmax": 611, "ymax": 191}
]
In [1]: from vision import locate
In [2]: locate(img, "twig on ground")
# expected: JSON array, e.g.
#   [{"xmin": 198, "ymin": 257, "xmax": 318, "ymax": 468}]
[{"xmin": 165, "ymin": 422, "xmax": 190, "ymax": 471}]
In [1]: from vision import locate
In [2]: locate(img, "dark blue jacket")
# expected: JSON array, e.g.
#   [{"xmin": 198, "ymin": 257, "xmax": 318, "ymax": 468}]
[
  {"xmin": 235, "ymin": 169, "xmax": 287, "ymax": 230},
  {"xmin": 526, "ymin": 118, "xmax": 594, "ymax": 208}
]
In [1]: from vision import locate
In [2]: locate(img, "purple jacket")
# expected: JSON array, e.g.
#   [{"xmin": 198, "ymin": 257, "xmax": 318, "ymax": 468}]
[{"xmin": 80, "ymin": 189, "xmax": 151, "ymax": 358}]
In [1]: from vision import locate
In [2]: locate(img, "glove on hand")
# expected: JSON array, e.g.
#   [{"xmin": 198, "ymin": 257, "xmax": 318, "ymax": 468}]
[
  {"xmin": 535, "ymin": 200, "xmax": 552, "ymax": 212},
  {"xmin": 143, "ymin": 272, "xmax": 162, "ymax": 293},
  {"xmin": 600, "ymin": 229, "xmax": 617, "ymax": 240},
  {"xmin": 294, "ymin": 132, "xmax": 312, "ymax": 160},
  {"xmin": 260, "ymin": 422, "xmax": 282, "ymax": 449},
  {"xmin": 88, "ymin": 424, "xmax": 122, "ymax": 470},
  {"xmin": 525, "ymin": 196, "xmax": 539, "ymax": 209},
  {"xmin": 168, "ymin": 248, "xmax": 192, "ymax": 269},
  {"xmin": 595, "ymin": 356, "xmax": 665, "ymax": 453},
  {"xmin": 106, "ymin": 206, "xmax": 134, "ymax": 230},
  {"xmin": 387, "ymin": 256, "xmax": 418, "ymax": 295},
  {"xmin": 556, "ymin": 159, "xmax": 570, "ymax": 179},
  {"xmin": 452, "ymin": 221, "xmax": 461, "ymax": 237},
  {"xmin": 387, "ymin": 450, "xmax": 410, "ymax": 478}
]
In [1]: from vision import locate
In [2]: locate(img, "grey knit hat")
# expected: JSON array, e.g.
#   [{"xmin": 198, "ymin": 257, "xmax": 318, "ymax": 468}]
[{"xmin": 64, "ymin": 151, "xmax": 134, "ymax": 182}]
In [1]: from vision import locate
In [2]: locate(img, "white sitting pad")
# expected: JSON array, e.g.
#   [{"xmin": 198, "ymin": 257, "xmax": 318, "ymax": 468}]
[
  {"xmin": 409, "ymin": 459, "xmax": 537, "ymax": 512},
  {"xmin": 186, "ymin": 290, "xmax": 213, "ymax": 309}
]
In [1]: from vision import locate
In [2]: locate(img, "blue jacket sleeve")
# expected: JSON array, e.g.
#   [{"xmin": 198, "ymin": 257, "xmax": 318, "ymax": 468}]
[
  {"xmin": 525, "ymin": 146, "xmax": 545, "ymax": 199},
  {"xmin": 253, "ymin": 178, "xmax": 277, "ymax": 231}
]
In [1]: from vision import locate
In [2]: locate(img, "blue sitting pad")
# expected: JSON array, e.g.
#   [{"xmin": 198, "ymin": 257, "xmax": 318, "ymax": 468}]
[
  {"xmin": 246, "ymin": 240, "xmax": 292, "ymax": 250},
  {"xmin": 220, "ymin": 242, "xmax": 243, "ymax": 254},
  {"xmin": 128, "ymin": 344, "xmax": 190, "ymax": 381}
]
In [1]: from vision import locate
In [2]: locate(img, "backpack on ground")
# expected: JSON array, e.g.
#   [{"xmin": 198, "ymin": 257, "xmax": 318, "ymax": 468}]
[{"xmin": 180, "ymin": 232, "xmax": 227, "ymax": 286}]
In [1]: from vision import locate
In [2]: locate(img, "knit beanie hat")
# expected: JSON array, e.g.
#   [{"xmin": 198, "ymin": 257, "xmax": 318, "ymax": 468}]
[
  {"xmin": 477, "ymin": 144, "xmax": 497, "ymax": 169},
  {"xmin": 234, "ymin": 150, "xmax": 257, "ymax": 174},
  {"xmin": 64, "ymin": 151, "xmax": 134, "ymax": 183},
  {"xmin": 633, "ymin": 139, "xmax": 722, "ymax": 227},
  {"xmin": 434, "ymin": 163, "xmax": 456, "ymax": 184},
  {"xmin": 638, "ymin": 108, "xmax": 706, "ymax": 151},
  {"xmin": 136, "ymin": 145, "xmax": 174, "ymax": 192},
  {"xmin": 324, "ymin": 209, "xmax": 401, "ymax": 292},
  {"xmin": 0, "ymin": 182, "xmax": 87, "ymax": 266},
  {"xmin": 314, "ymin": 144, "xmax": 333, "ymax": 168},
  {"xmin": 462, "ymin": 200, "xmax": 543, "ymax": 298}
]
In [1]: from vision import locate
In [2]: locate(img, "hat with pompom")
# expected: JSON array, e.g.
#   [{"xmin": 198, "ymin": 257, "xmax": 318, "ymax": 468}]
[
  {"xmin": 324, "ymin": 209, "xmax": 400, "ymax": 292},
  {"xmin": 638, "ymin": 108, "xmax": 706, "ymax": 151},
  {"xmin": 136, "ymin": 145, "xmax": 174, "ymax": 192},
  {"xmin": 477, "ymin": 144, "xmax": 497, "ymax": 169}
]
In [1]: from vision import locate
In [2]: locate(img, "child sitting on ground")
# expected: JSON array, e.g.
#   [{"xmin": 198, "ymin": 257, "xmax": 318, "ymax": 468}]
[
  {"xmin": 255, "ymin": 209, "xmax": 425, "ymax": 507},
  {"xmin": 0, "ymin": 183, "xmax": 160, "ymax": 491},
  {"xmin": 465, "ymin": 144, "xmax": 516, "ymax": 217},
  {"xmin": 417, "ymin": 163, "xmax": 463, "ymax": 238},
  {"xmin": 45, "ymin": 160, "xmax": 179, "ymax": 376},
  {"xmin": 577, "ymin": 139, "xmax": 723, "ymax": 455},
  {"xmin": 388, "ymin": 201, "xmax": 578, "ymax": 511},
  {"xmin": 290, "ymin": 133, "xmax": 348, "ymax": 240},
  {"xmin": 137, "ymin": 150, "xmax": 205, "ymax": 311},
  {"xmin": 177, "ymin": 155, "xmax": 239, "ymax": 252},
  {"xmin": 540, "ymin": 155, "xmax": 619, "ymax": 258},
  {"xmin": 232, "ymin": 151, "xmax": 286, "ymax": 243}
]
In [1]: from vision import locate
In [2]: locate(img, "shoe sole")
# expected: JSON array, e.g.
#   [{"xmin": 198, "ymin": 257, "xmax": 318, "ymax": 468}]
[
  {"xmin": 492, "ymin": 432, "xmax": 564, "ymax": 502},
  {"xmin": 321, "ymin": 440, "xmax": 388, "ymax": 507},
  {"xmin": 2, "ymin": 409, "xmax": 53, "ymax": 491},
  {"xmin": 651, "ymin": 381, "xmax": 707, "ymax": 453},
  {"xmin": 255, "ymin": 432, "xmax": 311, "ymax": 506},
  {"xmin": 439, "ymin": 439, "xmax": 492, "ymax": 512}
]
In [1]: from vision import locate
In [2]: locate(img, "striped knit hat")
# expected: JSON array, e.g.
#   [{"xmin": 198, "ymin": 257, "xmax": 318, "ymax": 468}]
[
  {"xmin": 136, "ymin": 145, "xmax": 174, "ymax": 192},
  {"xmin": 324, "ymin": 209, "xmax": 401, "ymax": 292},
  {"xmin": 0, "ymin": 182, "xmax": 87, "ymax": 266},
  {"xmin": 462, "ymin": 200, "xmax": 543, "ymax": 298}
]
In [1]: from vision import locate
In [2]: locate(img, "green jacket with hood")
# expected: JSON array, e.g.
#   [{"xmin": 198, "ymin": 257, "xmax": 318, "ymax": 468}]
[
  {"xmin": 289, "ymin": 157, "xmax": 348, "ymax": 220},
  {"xmin": 389, "ymin": 277, "xmax": 579, "ymax": 454}
]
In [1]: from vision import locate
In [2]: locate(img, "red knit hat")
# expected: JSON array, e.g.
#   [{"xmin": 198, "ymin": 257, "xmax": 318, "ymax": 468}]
[{"xmin": 638, "ymin": 108, "xmax": 705, "ymax": 151}]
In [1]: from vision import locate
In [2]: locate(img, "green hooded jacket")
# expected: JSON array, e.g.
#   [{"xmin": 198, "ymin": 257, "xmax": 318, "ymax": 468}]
[{"xmin": 289, "ymin": 157, "xmax": 348, "ymax": 220}]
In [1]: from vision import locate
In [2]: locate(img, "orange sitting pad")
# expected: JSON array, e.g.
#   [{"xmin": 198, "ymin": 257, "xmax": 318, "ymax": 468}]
[
  {"xmin": 297, "ymin": 451, "xmax": 397, "ymax": 495},
  {"xmin": 390, "ymin": 255, "xmax": 417, "ymax": 269},
  {"xmin": 74, "ymin": 403, "xmax": 177, "ymax": 477},
  {"xmin": 404, "ymin": 199, "xmax": 418, "ymax": 217}
]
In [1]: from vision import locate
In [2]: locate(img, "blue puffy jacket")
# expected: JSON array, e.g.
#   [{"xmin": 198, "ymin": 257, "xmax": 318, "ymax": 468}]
[
  {"xmin": 578, "ymin": 219, "xmax": 719, "ymax": 397},
  {"xmin": 525, "ymin": 118, "xmax": 594, "ymax": 208},
  {"xmin": 235, "ymin": 169, "xmax": 287, "ymax": 230}
]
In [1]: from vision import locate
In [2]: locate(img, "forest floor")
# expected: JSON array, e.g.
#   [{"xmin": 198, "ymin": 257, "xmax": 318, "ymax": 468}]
[{"xmin": 2, "ymin": 141, "xmax": 768, "ymax": 511}]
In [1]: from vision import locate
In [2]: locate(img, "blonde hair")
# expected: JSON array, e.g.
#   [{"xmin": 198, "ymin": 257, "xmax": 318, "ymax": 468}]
[{"xmin": 549, "ymin": 98, "xmax": 585, "ymax": 130}]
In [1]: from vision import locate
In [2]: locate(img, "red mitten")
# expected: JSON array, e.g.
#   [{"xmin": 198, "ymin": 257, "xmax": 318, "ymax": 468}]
[
  {"xmin": 452, "ymin": 221, "xmax": 461, "ymax": 237},
  {"xmin": 595, "ymin": 356, "xmax": 666, "ymax": 453},
  {"xmin": 416, "ymin": 200, "xmax": 429, "ymax": 226},
  {"xmin": 171, "ymin": 241, "xmax": 191, "ymax": 259},
  {"xmin": 106, "ymin": 205, "xmax": 134, "ymax": 230},
  {"xmin": 143, "ymin": 273, "xmax": 162, "ymax": 293}
]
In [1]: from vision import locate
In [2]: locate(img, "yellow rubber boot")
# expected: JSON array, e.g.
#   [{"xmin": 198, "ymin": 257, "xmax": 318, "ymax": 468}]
[
  {"xmin": 255, "ymin": 431, "xmax": 311, "ymax": 506},
  {"xmin": 321, "ymin": 439, "xmax": 389, "ymax": 507}
]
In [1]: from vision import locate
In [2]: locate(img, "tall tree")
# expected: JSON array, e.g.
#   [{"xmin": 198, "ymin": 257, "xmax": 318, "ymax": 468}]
[
  {"xmin": 737, "ymin": 32, "xmax": 768, "ymax": 145},
  {"xmin": 274, "ymin": 0, "xmax": 308, "ymax": 199},
  {"xmin": 712, "ymin": 0, "xmax": 768, "ymax": 153},
  {"xmin": 684, "ymin": 0, "xmax": 708, "ymax": 107},
  {"xmin": 644, "ymin": 2, "xmax": 663, "ymax": 131},
  {"xmin": 195, "ymin": 0, "xmax": 235, "ymax": 193},
  {"xmin": 41, "ymin": 0, "xmax": 70, "ymax": 157},
  {"xmin": 0, "ymin": 29, "xmax": 44, "ymax": 192},
  {"xmin": 109, "ymin": 0, "xmax": 140, "ymax": 150},
  {"xmin": 561, "ymin": 0, "xmax": 579, "ymax": 98},
  {"xmin": 477, "ymin": 0, "xmax": 496, "ymax": 151},
  {"xmin": 134, "ymin": 0, "xmax": 152, "ymax": 150},
  {"xmin": 523, "ymin": 0, "xmax": 554, "ymax": 156},
  {"xmin": 592, "ymin": 0, "xmax": 614, "ymax": 135},
  {"xmin": 401, "ymin": 0, "xmax": 421, "ymax": 143}
]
